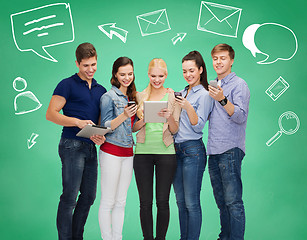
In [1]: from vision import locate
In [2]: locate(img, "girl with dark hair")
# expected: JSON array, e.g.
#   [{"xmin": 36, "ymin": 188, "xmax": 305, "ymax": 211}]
[
  {"xmin": 110, "ymin": 57, "xmax": 138, "ymax": 103},
  {"xmin": 173, "ymin": 51, "xmax": 213, "ymax": 240},
  {"xmin": 182, "ymin": 50, "xmax": 209, "ymax": 90},
  {"xmin": 98, "ymin": 57, "xmax": 139, "ymax": 240}
]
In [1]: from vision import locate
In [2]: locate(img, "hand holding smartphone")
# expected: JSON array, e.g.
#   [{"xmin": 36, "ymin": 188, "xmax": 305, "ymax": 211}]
[
  {"xmin": 209, "ymin": 80, "xmax": 218, "ymax": 89},
  {"xmin": 174, "ymin": 92, "xmax": 182, "ymax": 99},
  {"xmin": 127, "ymin": 101, "xmax": 136, "ymax": 107},
  {"xmin": 124, "ymin": 101, "xmax": 137, "ymax": 118}
]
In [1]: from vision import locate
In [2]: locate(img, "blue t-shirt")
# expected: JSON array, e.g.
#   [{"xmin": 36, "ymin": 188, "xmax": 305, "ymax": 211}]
[{"xmin": 53, "ymin": 73, "xmax": 106, "ymax": 143}]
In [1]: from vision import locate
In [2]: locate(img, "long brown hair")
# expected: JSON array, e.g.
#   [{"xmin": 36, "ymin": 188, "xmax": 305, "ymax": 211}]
[
  {"xmin": 182, "ymin": 51, "xmax": 208, "ymax": 90},
  {"xmin": 111, "ymin": 57, "xmax": 138, "ymax": 104}
]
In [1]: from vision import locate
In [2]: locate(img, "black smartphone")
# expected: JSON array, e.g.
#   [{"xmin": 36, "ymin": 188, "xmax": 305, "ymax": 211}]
[
  {"xmin": 127, "ymin": 101, "xmax": 136, "ymax": 107},
  {"xmin": 174, "ymin": 92, "xmax": 182, "ymax": 99}
]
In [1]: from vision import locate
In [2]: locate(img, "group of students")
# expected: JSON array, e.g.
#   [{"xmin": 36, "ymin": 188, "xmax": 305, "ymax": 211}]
[{"xmin": 46, "ymin": 42, "xmax": 250, "ymax": 240}]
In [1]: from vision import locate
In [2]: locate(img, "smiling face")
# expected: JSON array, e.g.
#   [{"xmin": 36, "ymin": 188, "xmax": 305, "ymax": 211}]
[
  {"xmin": 212, "ymin": 50, "xmax": 234, "ymax": 80},
  {"xmin": 182, "ymin": 60, "xmax": 203, "ymax": 88},
  {"xmin": 76, "ymin": 56, "xmax": 97, "ymax": 82},
  {"xmin": 148, "ymin": 67, "xmax": 167, "ymax": 89},
  {"xmin": 115, "ymin": 64, "xmax": 134, "ymax": 91}
]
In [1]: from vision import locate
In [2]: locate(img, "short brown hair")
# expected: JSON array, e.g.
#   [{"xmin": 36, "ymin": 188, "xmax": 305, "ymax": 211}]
[
  {"xmin": 211, "ymin": 44, "xmax": 235, "ymax": 59},
  {"xmin": 75, "ymin": 42, "xmax": 97, "ymax": 64}
]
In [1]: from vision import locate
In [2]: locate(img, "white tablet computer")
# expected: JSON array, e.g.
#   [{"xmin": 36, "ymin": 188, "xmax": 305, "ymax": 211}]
[
  {"xmin": 76, "ymin": 125, "xmax": 111, "ymax": 139},
  {"xmin": 143, "ymin": 101, "xmax": 168, "ymax": 123}
]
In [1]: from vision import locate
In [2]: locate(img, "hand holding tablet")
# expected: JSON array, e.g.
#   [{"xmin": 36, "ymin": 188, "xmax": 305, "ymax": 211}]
[
  {"xmin": 157, "ymin": 108, "xmax": 171, "ymax": 120},
  {"xmin": 76, "ymin": 124, "xmax": 111, "ymax": 139},
  {"xmin": 143, "ymin": 101, "xmax": 168, "ymax": 123}
]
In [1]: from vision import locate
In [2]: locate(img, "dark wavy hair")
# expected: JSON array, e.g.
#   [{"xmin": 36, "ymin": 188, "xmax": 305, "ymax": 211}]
[
  {"xmin": 182, "ymin": 50, "xmax": 208, "ymax": 90},
  {"xmin": 111, "ymin": 57, "xmax": 138, "ymax": 104}
]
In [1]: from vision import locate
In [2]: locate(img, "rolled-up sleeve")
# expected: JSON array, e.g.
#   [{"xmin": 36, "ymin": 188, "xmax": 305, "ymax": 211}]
[
  {"xmin": 230, "ymin": 81, "xmax": 250, "ymax": 124},
  {"xmin": 100, "ymin": 94, "xmax": 113, "ymax": 128},
  {"xmin": 191, "ymin": 92, "xmax": 214, "ymax": 132}
]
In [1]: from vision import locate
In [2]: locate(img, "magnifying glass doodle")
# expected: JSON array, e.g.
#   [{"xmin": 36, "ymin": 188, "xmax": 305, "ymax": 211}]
[{"xmin": 266, "ymin": 111, "xmax": 300, "ymax": 146}]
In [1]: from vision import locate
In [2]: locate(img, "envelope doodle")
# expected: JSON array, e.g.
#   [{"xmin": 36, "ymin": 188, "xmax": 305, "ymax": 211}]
[
  {"xmin": 136, "ymin": 9, "xmax": 171, "ymax": 36},
  {"xmin": 197, "ymin": 2, "xmax": 242, "ymax": 38}
]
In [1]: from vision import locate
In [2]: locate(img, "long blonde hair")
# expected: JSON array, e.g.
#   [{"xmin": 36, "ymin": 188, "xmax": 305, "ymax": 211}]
[{"xmin": 137, "ymin": 58, "xmax": 168, "ymax": 118}]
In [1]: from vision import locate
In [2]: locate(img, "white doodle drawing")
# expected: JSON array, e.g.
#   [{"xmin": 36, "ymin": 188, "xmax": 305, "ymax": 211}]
[
  {"xmin": 171, "ymin": 33, "xmax": 187, "ymax": 45},
  {"xmin": 265, "ymin": 76, "xmax": 289, "ymax": 101},
  {"xmin": 13, "ymin": 77, "xmax": 42, "ymax": 115},
  {"xmin": 266, "ymin": 111, "xmax": 300, "ymax": 147},
  {"xmin": 136, "ymin": 9, "xmax": 171, "ymax": 36},
  {"xmin": 10, "ymin": 3, "xmax": 75, "ymax": 62},
  {"xmin": 197, "ymin": 1, "xmax": 242, "ymax": 38},
  {"xmin": 27, "ymin": 133, "xmax": 39, "ymax": 149},
  {"xmin": 98, "ymin": 23, "xmax": 128, "ymax": 43},
  {"xmin": 242, "ymin": 23, "xmax": 298, "ymax": 64}
]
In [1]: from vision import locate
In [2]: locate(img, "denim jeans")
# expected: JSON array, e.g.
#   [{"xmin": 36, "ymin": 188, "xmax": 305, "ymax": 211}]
[
  {"xmin": 208, "ymin": 147, "xmax": 245, "ymax": 240},
  {"xmin": 57, "ymin": 138, "xmax": 98, "ymax": 240},
  {"xmin": 134, "ymin": 154, "xmax": 177, "ymax": 240},
  {"xmin": 173, "ymin": 139, "xmax": 206, "ymax": 240}
]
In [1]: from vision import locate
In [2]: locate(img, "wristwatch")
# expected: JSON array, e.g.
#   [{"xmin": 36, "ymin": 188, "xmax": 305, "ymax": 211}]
[{"xmin": 218, "ymin": 96, "xmax": 228, "ymax": 106}]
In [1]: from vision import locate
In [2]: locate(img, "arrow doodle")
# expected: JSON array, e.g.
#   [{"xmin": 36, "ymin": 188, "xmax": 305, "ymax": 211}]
[
  {"xmin": 171, "ymin": 33, "xmax": 187, "ymax": 45},
  {"xmin": 27, "ymin": 132, "xmax": 39, "ymax": 149},
  {"xmin": 98, "ymin": 23, "xmax": 128, "ymax": 43}
]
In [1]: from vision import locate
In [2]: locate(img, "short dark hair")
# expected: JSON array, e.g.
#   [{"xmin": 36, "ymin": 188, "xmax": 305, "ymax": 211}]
[
  {"xmin": 211, "ymin": 43, "xmax": 235, "ymax": 59},
  {"xmin": 182, "ymin": 50, "xmax": 208, "ymax": 90},
  {"xmin": 111, "ymin": 57, "xmax": 138, "ymax": 104},
  {"xmin": 75, "ymin": 42, "xmax": 97, "ymax": 64}
]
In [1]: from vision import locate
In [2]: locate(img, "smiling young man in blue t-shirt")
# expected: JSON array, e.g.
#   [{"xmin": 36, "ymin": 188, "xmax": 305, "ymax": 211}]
[{"xmin": 46, "ymin": 42, "xmax": 106, "ymax": 240}]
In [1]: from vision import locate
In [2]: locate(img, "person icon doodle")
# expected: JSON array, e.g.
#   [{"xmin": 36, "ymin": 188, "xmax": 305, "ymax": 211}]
[{"xmin": 13, "ymin": 77, "xmax": 42, "ymax": 115}]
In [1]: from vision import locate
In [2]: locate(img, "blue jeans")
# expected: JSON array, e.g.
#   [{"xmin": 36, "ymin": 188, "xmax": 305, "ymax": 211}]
[
  {"xmin": 173, "ymin": 139, "xmax": 206, "ymax": 240},
  {"xmin": 57, "ymin": 138, "xmax": 98, "ymax": 240},
  {"xmin": 208, "ymin": 147, "xmax": 245, "ymax": 240}
]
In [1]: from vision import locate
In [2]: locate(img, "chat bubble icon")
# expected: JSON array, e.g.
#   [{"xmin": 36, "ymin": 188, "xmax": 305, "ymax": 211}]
[
  {"xmin": 10, "ymin": 3, "xmax": 75, "ymax": 62},
  {"xmin": 242, "ymin": 23, "xmax": 298, "ymax": 64}
]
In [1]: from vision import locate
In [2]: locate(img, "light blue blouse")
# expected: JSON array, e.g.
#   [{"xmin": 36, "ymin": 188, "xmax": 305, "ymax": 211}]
[{"xmin": 174, "ymin": 84, "xmax": 213, "ymax": 143}]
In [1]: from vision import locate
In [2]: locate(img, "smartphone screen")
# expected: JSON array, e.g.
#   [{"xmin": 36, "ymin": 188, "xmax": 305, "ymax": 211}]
[
  {"xmin": 174, "ymin": 92, "xmax": 182, "ymax": 99},
  {"xmin": 128, "ymin": 101, "xmax": 136, "ymax": 107}
]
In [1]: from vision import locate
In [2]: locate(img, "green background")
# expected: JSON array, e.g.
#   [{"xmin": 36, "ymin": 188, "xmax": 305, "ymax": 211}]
[{"xmin": 1, "ymin": 0, "xmax": 306, "ymax": 239}]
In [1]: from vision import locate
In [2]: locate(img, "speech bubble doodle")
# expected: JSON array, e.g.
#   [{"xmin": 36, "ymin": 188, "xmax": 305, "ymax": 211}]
[
  {"xmin": 242, "ymin": 23, "xmax": 298, "ymax": 64},
  {"xmin": 10, "ymin": 3, "xmax": 75, "ymax": 62}
]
